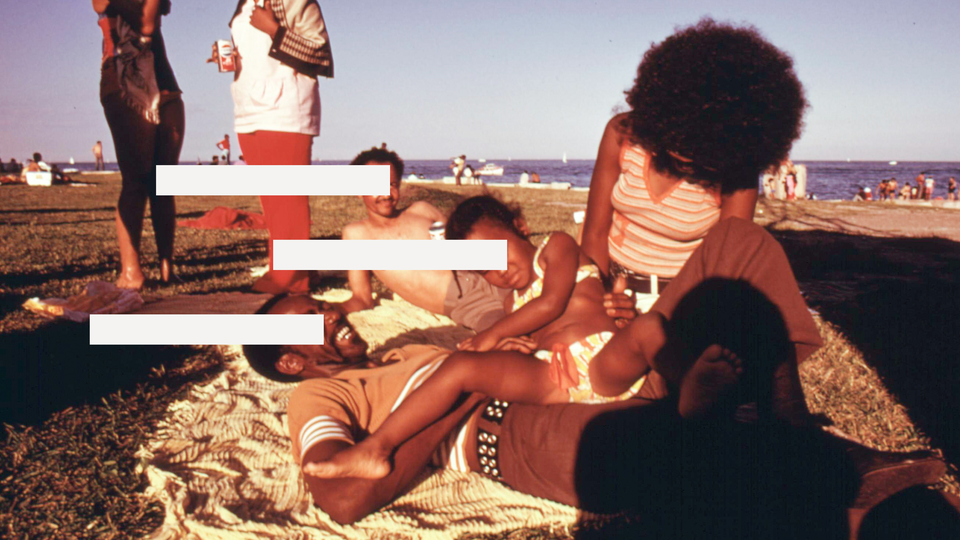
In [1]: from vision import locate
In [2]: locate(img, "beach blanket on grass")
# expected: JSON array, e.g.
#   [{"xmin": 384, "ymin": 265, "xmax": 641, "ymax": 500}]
[
  {"xmin": 141, "ymin": 290, "xmax": 594, "ymax": 539},
  {"xmin": 177, "ymin": 207, "xmax": 267, "ymax": 230}
]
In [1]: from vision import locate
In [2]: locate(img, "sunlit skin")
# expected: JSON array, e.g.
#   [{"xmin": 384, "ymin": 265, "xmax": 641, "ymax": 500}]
[
  {"xmin": 460, "ymin": 219, "xmax": 615, "ymax": 353},
  {"xmin": 301, "ymin": 219, "xmax": 630, "ymax": 480},
  {"xmin": 340, "ymin": 162, "xmax": 451, "ymax": 315}
]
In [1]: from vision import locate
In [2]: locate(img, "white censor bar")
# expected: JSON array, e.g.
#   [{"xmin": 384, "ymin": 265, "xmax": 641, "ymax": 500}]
[
  {"xmin": 90, "ymin": 314, "xmax": 326, "ymax": 345},
  {"xmin": 155, "ymin": 165, "xmax": 390, "ymax": 196},
  {"xmin": 273, "ymin": 240, "xmax": 507, "ymax": 270}
]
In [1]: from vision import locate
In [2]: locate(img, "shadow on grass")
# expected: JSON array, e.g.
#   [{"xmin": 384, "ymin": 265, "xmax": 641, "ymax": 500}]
[
  {"xmin": 0, "ymin": 319, "xmax": 209, "ymax": 427},
  {"xmin": 771, "ymin": 228, "xmax": 960, "ymax": 468},
  {"xmin": 0, "ymin": 262, "xmax": 118, "ymax": 291},
  {"xmin": 0, "ymin": 206, "xmax": 116, "ymax": 215}
]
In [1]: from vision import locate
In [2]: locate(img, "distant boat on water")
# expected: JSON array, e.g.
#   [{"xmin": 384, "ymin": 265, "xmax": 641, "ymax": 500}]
[
  {"xmin": 562, "ymin": 152, "xmax": 568, "ymax": 164},
  {"xmin": 68, "ymin": 157, "xmax": 75, "ymax": 165},
  {"xmin": 478, "ymin": 158, "xmax": 487, "ymax": 163},
  {"xmin": 477, "ymin": 163, "xmax": 504, "ymax": 176},
  {"xmin": 889, "ymin": 161, "xmax": 898, "ymax": 165}
]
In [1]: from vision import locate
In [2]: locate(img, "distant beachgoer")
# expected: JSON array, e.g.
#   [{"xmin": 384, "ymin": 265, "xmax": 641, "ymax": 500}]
[
  {"xmin": 913, "ymin": 174, "xmax": 924, "ymax": 200},
  {"xmin": 924, "ymin": 176, "xmax": 935, "ymax": 200},
  {"xmin": 451, "ymin": 155, "xmax": 466, "ymax": 185},
  {"xmin": 338, "ymin": 146, "xmax": 507, "ymax": 331},
  {"xmin": 216, "ymin": 134, "xmax": 231, "ymax": 165},
  {"xmin": 236, "ymin": 154, "xmax": 246, "ymax": 165},
  {"xmin": 581, "ymin": 19, "xmax": 802, "ymax": 302},
  {"xmin": 531, "ymin": 171, "xmax": 540, "ymax": 184},
  {"xmin": 875, "ymin": 180, "xmax": 886, "ymax": 201},
  {"xmin": 463, "ymin": 164, "xmax": 476, "ymax": 184},
  {"xmin": 92, "ymin": 140, "xmax": 104, "ymax": 170},
  {"xmin": 785, "ymin": 173, "xmax": 797, "ymax": 200},
  {"xmin": 31, "ymin": 152, "xmax": 51, "ymax": 172},
  {"xmin": 96, "ymin": 0, "xmax": 185, "ymax": 289},
  {"xmin": 227, "ymin": 0, "xmax": 335, "ymax": 294},
  {"xmin": 899, "ymin": 183, "xmax": 910, "ymax": 200},
  {"xmin": 888, "ymin": 178, "xmax": 898, "ymax": 201},
  {"xmin": 519, "ymin": 170, "xmax": 530, "ymax": 184},
  {"xmin": 948, "ymin": 177, "xmax": 957, "ymax": 201},
  {"xmin": 7, "ymin": 158, "xmax": 19, "ymax": 174},
  {"xmin": 212, "ymin": 155, "xmax": 220, "ymax": 166}
]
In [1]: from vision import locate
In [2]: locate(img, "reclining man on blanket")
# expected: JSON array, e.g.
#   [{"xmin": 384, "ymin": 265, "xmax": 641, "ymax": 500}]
[
  {"xmin": 336, "ymin": 145, "xmax": 508, "ymax": 331},
  {"xmin": 244, "ymin": 216, "xmax": 945, "ymax": 537}
]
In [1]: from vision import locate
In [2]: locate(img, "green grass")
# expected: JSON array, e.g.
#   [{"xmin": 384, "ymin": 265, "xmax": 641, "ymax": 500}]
[{"xmin": 0, "ymin": 174, "xmax": 956, "ymax": 538}]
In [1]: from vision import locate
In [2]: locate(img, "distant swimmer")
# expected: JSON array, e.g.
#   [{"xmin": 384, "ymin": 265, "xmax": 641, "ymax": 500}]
[
  {"xmin": 92, "ymin": 140, "xmax": 104, "ymax": 171},
  {"xmin": 948, "ymin": 177, "xmax": 957, "ymax": 201}
]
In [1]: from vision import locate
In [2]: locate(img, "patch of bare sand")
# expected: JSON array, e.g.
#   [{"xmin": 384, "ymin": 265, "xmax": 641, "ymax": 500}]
[{"xmin": 758, "ymin": 199, "xmax": 960, "ymax": 242}]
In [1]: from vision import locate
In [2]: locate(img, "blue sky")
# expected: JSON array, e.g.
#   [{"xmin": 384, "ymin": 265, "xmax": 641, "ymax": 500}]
[{"xmin": 0, "ymin": 0, "xmax": 957, "ymax": 163}]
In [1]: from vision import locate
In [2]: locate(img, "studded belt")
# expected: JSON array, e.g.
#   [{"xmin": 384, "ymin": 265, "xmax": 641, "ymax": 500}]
[{"xmin": 475, "ymin": 399, "xmax": 510, "ymax": 480}]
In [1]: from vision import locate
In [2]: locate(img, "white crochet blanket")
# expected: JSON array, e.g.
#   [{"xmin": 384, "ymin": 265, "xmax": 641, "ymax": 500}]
[{"xmin": 140, "ymin": 291, "xmax": 599, "ymax": 539}]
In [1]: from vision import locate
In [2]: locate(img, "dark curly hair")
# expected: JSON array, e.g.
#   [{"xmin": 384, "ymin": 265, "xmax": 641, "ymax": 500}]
[
  {"xmin": 350, "ymin": 145, "xmax": 405, "ymax": 178},
  {"xmin": 242, "ymin": 294, "xmax": 301, "ymax": 383},
  {"xmin": 623, "ymin": 18, "xmax": 807, "ymax": 192},
  {"xmin": 445, "ymin": 194, "xmax": 527, "ymax": 240}
]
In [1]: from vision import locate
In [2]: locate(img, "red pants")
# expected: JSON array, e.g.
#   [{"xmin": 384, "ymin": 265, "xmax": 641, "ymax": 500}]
[{"xmin": 238, "ymin": 131, "xmax": 312, "ymax": 294}]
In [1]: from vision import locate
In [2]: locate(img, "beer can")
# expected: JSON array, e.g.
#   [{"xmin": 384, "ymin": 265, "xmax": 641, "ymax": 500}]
[{"xmin": 216, "ymin": 40, "xmax": 235, "ymax": 72}]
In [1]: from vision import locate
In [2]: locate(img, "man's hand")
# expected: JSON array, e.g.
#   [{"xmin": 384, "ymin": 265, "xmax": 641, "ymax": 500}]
[
  {"xmin": 92, "ymin": 0, "xmax": 110, "ymax": 15},
  {"xmin": 457, "ymin": 329, "xmax": 501, "ymax": 352},
  {"xmin": 604, "ymin": 275, "xmax": 638, "ymax": 329},
  {"xmin": 250, "ymin": 0, "xmax": 280, "ymax": 39}
]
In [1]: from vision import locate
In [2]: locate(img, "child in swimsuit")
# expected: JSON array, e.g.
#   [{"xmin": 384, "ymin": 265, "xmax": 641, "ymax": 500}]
[{"xmin": 306, "ymin": 195, "xmax": 644, "ymax": 480}]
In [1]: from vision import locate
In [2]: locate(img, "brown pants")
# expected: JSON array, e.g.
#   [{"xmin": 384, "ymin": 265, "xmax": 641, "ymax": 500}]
[{"xmin": 490, "ymin": 219, "xmax": 846, "ymax": 538}]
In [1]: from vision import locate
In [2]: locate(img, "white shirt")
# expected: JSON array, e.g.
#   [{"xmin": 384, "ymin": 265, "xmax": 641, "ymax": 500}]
[{"xmin": 230, "ymin": 0, "xmax": 320, "ymax": 136}]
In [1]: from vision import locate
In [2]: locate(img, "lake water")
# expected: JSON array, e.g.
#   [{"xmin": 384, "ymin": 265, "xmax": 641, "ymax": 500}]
[{"xmin": 56, "ymin": 159, "xmax": 960, "ymax": 201}]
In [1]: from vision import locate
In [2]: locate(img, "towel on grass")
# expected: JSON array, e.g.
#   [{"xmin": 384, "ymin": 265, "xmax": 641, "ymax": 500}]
[
  {"xmin": 177, "ymin": 207, "xmax": 267, "ymax": 230},
  {"xmin": 22, "ymin": 281, "xmax": 143, "ymax": 322},
  {"xmin": 141, "ymin": 290, "xmax": 596, "ymax": 539}
]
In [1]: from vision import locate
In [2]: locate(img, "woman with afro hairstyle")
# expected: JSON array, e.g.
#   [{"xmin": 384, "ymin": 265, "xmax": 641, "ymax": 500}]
[{"xmin": 581, "ymin": 18, "xmax": 806, "ymax": 304}]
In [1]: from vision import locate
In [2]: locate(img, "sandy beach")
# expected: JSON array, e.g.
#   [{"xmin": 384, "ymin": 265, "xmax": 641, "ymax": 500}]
[{"xmin": 1, "ymin": 172, "xmax": 958, "ymax": 538}]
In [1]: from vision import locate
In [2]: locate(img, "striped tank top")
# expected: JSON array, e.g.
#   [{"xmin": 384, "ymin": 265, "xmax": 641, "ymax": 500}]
[{"xmin": 608, "ymin": 143, "xmax": 721, "ymax": 278}]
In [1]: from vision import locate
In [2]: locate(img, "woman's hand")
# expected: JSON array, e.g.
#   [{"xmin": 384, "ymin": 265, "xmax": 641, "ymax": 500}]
[
  {"xmin": 604, "ymin": 275, "xmax": 639, "ymax": 329},
  {"xmin": 92, "ymin": 0, "xmax": 110, "ymax": 15},
  {"xmin": 457, "ymin": 329, "xmax": 501, "ymax": 352},
  {"xmin": 205, "ymin": 43, "xmax": 218, "ymax": 63},
  {"xmin": 250, "ymin": 0, "xmax": 280, "ymax": 39}
]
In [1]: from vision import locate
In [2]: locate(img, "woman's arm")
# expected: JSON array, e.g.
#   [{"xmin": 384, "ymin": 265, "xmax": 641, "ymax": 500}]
[
  {"xmin": 140, "ymin": 0, "xmax": 160, "ymax": 35},
  {"xmin": 92, "ymin": 0, "xmax": 110, "ymax": 15},
  {"xmin": 719, "ymin": 187, "xmax": 758, "ymax": 221},
  {"xmin": 250, "ymin": 0, "xmax": 334, "ymax": 78},
  {"xmin": 580, "ymin": 115, "xmax": 625, "ymax": 277},
  {"xmin": 462, "ymin": 234, "xmax": 580, "ymax": 351}
]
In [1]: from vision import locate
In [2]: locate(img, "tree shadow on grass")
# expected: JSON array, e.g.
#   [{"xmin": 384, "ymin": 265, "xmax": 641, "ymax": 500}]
[
  {"xmin": 771, "ymin": 228, "xmax": 960, "ymax": 468},
  {"xmin": 0, "ymin": 319, "xmax": 213, "ymax": 428}
]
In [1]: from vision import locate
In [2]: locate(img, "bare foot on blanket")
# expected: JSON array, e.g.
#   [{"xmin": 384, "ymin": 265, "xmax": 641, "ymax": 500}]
[
  {"xmin": 116, "ymin": 269, "xmax": 145, "ymax": 290},
  {"xmin": 302, "ymin": 440, "xmax": 392, "ymax": 479},
  {"xmin": 678, "ymin": 345, "xmax": 743, "ymax": 419}
]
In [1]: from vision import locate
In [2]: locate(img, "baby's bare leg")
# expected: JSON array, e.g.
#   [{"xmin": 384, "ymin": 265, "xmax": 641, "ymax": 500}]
[{"xmin": 304, "ymin": 350, "xmax": 567, "ymax": 479}]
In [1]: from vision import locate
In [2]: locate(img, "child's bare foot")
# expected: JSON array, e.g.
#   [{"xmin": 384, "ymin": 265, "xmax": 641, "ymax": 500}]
[
  {"xmin": 678, "ymin": 345, "xmax": 743, "ymax": 419},
  {"xmin": 302, "ymin": 440, "xmax": 392, "ymax": 479},
  {"xmin": 116, "ymin": 269, "xmax": 145, "ymax": 290}
]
